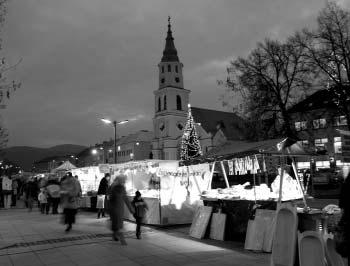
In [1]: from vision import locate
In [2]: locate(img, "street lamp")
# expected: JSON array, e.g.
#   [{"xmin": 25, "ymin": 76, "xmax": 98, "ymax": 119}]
[{"xmin": 101, "ymin": 118, "xmax": 129, "ymax": 163}]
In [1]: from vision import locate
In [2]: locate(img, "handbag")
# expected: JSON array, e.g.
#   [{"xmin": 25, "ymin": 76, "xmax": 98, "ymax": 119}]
[{"xmin": 333, "ymin": 217, "xmax": 348, "ymax": 258}]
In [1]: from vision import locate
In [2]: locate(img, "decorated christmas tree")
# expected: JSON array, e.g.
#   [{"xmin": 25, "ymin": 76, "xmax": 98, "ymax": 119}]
[{"xmin": 180, "ymin": 104, "xmax": 202, "ymax": 160}]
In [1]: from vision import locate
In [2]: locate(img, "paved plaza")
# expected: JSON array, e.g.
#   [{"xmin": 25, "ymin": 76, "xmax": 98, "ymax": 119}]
[{"xmin": 0, "ymin": 207, "xmax": 270, "ymax": 266}]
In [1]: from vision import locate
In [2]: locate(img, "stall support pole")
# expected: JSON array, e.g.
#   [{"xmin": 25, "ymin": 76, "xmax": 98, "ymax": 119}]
[
  {"xmin": 278, "ymin": 156, "xmax": 285, "ymax": 204},
  {"xmin": 220, "ymin": 161, "xmax": 230, "ymax": 188},
  {"xmin": 287, "ymin": 148, "xmax": 308, "ymax": 209},
  {"xmin": 207, "ymin": 162, "xmax": 216, "ymax": 190}
]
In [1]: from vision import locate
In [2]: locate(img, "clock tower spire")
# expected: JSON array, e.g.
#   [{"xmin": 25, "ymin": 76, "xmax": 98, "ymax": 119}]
[{"xmin": 152, "ymin": 18, "xmax": 191, "ymax": 160}]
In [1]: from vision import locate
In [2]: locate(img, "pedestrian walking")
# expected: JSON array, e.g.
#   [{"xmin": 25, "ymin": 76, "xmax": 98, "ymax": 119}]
[
  {"xmin": 60, "ymin": 172, "xmax": 81, "ymax": 232},
  {"xmin": 1, "ymin": 174, "xmax": 12, "ymax": 209},
  {"xmin": 338, "ymin": 173, "xmax": 350, "ymax": 266},
  {"xmin": 46, "ymin": 178, "xmax": 61, "ymax": 214},
  {"xmin": 131, "ymin": 190, "xmax": 148, "ymax": 239},
  {"xmin": 11, "ymin": 178, "xmax": 18, "ymax": 207},
  {"xmin": 38, "ymin": 188, "xmax": 48, "ymax": 214},
  {"xmin": 25, "ymin": 178, "xmax": 38, "ymax": 212},
  {"xmin": 97, "ymin": 173, "xmax": 110, "ymax": 219},
  {"xmin": 108, "ymin": 174, "xmax": 134, "ymax": 245}
]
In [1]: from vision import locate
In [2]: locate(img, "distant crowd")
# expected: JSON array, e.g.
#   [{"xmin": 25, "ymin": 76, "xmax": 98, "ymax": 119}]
[{"xmin": 1, "ymin": 171, "xmax": 149, "ymax": 245}]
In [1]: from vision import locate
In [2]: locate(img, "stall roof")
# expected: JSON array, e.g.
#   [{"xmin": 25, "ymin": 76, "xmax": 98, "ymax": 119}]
[
  {"xmin": 52, "ymin": 161, "xmax": 77, "ymax": 172},
  {"xmin": 182, "ymin": 138, "xmax": 316, "ymax": 165}
]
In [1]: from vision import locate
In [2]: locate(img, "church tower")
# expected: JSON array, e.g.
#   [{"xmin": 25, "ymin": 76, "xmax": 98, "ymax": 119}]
[{"xmin": 152, "ymin": 17, "xmax": 191, "ymax": 160}]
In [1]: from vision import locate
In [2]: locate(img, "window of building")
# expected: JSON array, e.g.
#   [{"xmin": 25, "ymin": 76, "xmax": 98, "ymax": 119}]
[
  {"xmin": 333, "ymin": 115, "xmax": 347, "ymax": 126},
  {"xmin": 295, "ymin": 121, "xmax": 307, "ymax": 131},
  {"xmin": 163, "ymin": 95, "xmax": 167, "ymax": 110},
  {"xmin": 315, "ymin": 138, "xmax": 328, "ymax": 149},
  {"xmin": 175, "ymin": 77, "xmax": 180, "ymax": 83},
  {"xmin": 161, "ymin": 66, "xmax": 164, "ymax": 73},
  {"xmin": 161, "ymin": 78, "xmax": 165, "ymax": 84},
  {"xmin": 313, "ymin": 118, "xmax": 326, "ymax": 129},
  {"xmin": 158, "ymin": 97, "xmax": 161, "ymax": 112},
  {"xmin": 175, "ymin": 65, "xmax": 178, "ymax": 73},
  {"xmin": 167, "ymin": 64, "xmax": 171, "ymax": 72},
  {"xmin": 334, "ymin": 136, "xmax": 342, "ymax": 153},
  {"xmin": 298, "ymin": 140, "xmax": 309, "ymax": 147},
  {"xmin": 176, "ymin": 95, "xmax": 182, "ymax": 110}
]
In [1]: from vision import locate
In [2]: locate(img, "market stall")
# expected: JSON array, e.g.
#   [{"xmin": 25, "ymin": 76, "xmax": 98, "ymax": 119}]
[
  {"xmin": 71, "ymin": 160, "xmax": 212, "ymax": 225},
  {"xmin": 110, "ymin": 160, "xmax": 211, "ymax": 225},
  {"xmin": 184, "ymin": 138, "xmax": 314, "ymax": 245}
]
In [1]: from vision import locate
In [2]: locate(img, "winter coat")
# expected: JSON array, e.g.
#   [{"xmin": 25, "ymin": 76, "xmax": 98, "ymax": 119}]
[
  {"xmin": 132, "ymin": 197, "xmax": 148, "ymax": 218},
  {"xmin": 108, "ymin": 184, "xmax": 134, "ymax": 231},
  {"xmin": 60, "ymin": 176, "xmax": 80, "ymax": 209},
  {"xmin": 97, "ymin": 177, "xmax": 109, "ymax": 195}
]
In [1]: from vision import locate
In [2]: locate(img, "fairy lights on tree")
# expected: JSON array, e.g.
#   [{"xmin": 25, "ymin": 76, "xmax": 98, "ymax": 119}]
[{"xmin": 180, "ymin": 104, "xmax": 202, "ymax": 161}]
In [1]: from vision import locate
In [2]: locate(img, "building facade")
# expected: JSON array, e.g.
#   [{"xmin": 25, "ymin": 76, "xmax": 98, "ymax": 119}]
[{"xmin": 289, "ymin": 89, "xmax": 349, "ymax": 169}]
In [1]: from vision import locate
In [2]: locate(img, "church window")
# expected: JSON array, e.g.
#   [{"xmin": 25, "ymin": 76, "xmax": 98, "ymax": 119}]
[
  {"xmin": 175, "ymin": 77, "xmax": 180, "ymax": 83},
  {"xmin": 158, "ymin": 97, "xmax": 161, "ymax": 112},
  {"xmin": 176, "ymin": 95, "xmax": 182, "ymax": 110},
  {"xmin": 175, "ymin": 65, "xmax": 178, "ymax": 73},
  {"xmin": 168, "ymin": 64, "xmax": 171, "ymax": 72},
  {"xmin": 161, "ymin": 66, "xmax": 164, "ymax": 73},
  {"xmin": 164, "ymin": 95, "xmax": 167, "ymax": 110}
]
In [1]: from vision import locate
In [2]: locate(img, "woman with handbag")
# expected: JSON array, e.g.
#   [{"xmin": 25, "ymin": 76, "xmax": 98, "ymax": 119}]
[{"xmin": 338, "ymin": 173, "xmax": 349, "ymax": 266}]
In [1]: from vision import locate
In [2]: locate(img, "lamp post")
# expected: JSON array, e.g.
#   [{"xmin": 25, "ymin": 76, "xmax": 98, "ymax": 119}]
[{"xmin": 101, "ymin": 118, "xmax": 129, "ymax": 163}]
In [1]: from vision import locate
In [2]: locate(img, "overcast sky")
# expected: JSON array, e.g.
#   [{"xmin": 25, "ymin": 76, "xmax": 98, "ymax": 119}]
[{"xmin": 1, "ymin": 0, "xmax": 349, "ymax": 148}]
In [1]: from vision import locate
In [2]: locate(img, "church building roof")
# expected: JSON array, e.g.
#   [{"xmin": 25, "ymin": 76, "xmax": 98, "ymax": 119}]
[
  {"xmin": 191, "ymin": 107, "xmax": 246, "ymax": 140},
  {"xmin": 161, "ymin": 17, "xmax": 179, "ymax": 62}
]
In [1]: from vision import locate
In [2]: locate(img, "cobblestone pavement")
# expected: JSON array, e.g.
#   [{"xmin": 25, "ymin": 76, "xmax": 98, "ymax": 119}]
[{"xmin": 0, "ymin": 208, "xmax": 270, "ymax": 266}]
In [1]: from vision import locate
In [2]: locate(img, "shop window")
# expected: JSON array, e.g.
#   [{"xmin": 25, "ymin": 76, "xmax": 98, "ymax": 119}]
[
  {"xmin": 176, "ymin": 95, "xmax": 182, "ymax": 110},
  {"xmin": 175, "ymin": 65, "xmax": 178, "ymax": 73},
  {"xmin": 313, "ymin": 118, "xmax": 326, "ymax": 129},
  {"xmin": 334, "ymin": 136, "xmax": 342, "ymax": 153},
  {"xmin": 315, "ymin": 138, "xmax": 328, "ymax": 150},
  {"xmin": 163, "ymin": 95, "xmax": 167, "ymax": 110},
  {"xmin": 161, "ymin": 66, "xmax": 164, "ymax": 73},
  {"xmin": 167, "ymin": 64, "xmax": 171, "ymax": 72},
  {"xmin": 295, "ymin": 121, "xmax": 307, "ymax": 131},
  {"xmin": 158, "ymin": 97, "xmax": 161, "ymax": 112},
  {"xmin": 333, "ymin": 115, "xmax": 347, "ymax": 126}
]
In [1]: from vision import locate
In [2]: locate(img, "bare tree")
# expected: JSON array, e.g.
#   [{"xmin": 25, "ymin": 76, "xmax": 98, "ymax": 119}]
[
  {"xmin": 296, "ymin": 1, "xmax": 350, "ymax": 129},
  {"xmin": 222, "ymin": 37, "xmax": 314, "ymax": 139}
]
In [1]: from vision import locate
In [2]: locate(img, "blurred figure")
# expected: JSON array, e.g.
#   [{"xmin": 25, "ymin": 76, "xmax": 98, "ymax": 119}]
[
  {"xmin": 60, "ymin": 172, "xmax": 80, "ymax": 232},
  {"xmin": 25, "ymin": 178, "xmax": 38, "ymax": 212},
  {"xmin": 97, "ymin": 173, "xmax": 110, "ymax": 219},
  {"xmin": 74, "ymin": 175, "xmax": 82, "ymax": 210},
  {"xmin": 131, "ymin": 190, "xmax": 148, "ymax": 239},
  {"xmin": 11, "ymin": 178, "xmax": 18, "ymax": 207},
  {"xmin": 38, "ymin": 188, "xmax": 48, "ymax": 214},
  {"xmin": 108, "ymin": 175, "xmax": 134, "ymax": 245},
  {"xmin": 46, "ymin": 178, "xmax": 61, "ymax": 214},
  {"xmin": 1, "ymin": 174, "xmax": 12, "ymax": 209},
  {"xmin": 339, "ymin": 173, "xmax": 349, "ymax": 266}
]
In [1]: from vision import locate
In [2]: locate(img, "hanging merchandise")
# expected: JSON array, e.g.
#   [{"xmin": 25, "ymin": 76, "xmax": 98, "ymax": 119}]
[{"xmin": 228, "ymin": 160, "xmax": 234, "ymax": 175}]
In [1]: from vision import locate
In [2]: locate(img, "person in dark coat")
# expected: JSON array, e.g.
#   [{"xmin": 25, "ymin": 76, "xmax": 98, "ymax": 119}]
[
  {"xmin": 108, "ymin": 175, "xmax": 134, "ymax": 245},
  {"xmin": 25, "ymin": 178, "xmax": 38, "ymax": 212},
  {"xmin": 131, "ymin": 191, "xmax": 148, "ymax": 239},
  {"xmin": 60, "ymin": 172, "xmax": 80, "ymax": 232},
  {"xmin": 46, "ymin": 178, "xmax": 61, "ymax": 214},
  {"xmin": 339, "ymin": 173, "xmax": 350, "ymax": 265},
  {"xmin": 97, "ymin": 173, "xmax": 110, "ymax": 218}
]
